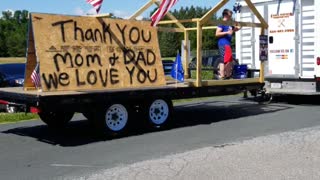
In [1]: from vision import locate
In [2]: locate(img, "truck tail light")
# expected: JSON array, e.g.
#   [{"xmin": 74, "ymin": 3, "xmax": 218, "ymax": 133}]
[
  {"xmin": 30, "ymin": 107, "xmax": 41, "ymax": 114},
  {"xmin": 317, "ymin": 57, "xmax": 320, "ymax": 65}
]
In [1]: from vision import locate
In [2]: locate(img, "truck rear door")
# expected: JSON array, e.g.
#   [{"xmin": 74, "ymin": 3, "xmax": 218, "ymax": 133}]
[
  {"xmin": 267, "ymin": 1, "xmax": 299, "ymax": 78},
  {"xmin": 300, "ymin": 0, "xmax": 316, "ymax": 78}
]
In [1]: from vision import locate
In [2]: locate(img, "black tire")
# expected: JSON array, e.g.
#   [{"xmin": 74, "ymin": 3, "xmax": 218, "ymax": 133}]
[
  {"xmin": 38, "ymin": 111, "xmax": 74, "ymax": 128},
  {"xmin": 143, "ymin": 98, "xmax": 173, "ymax": 129},
  {"xmin": 92, "ymin": 103, "xmax": 132, "ymax": 136}
]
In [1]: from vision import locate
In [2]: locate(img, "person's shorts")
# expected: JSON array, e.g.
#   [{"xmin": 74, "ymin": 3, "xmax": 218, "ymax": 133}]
[{"xmin": 218, "ymin": 45, "xmax": 233, "ymax": 64}]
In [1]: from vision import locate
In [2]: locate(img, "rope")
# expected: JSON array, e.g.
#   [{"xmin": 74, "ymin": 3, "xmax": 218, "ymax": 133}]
[
  {"xmin": 277, "ymin": 0, "xmax": 282, "ymax": 15},
  {"xmin": 292, "ymin": 0, "xmax": 297, "ymax": 15}
]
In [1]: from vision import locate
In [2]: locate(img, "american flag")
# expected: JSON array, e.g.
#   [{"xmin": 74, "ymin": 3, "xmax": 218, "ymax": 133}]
[
  {"xmin": 31, "ymin": 63, "xmax": 41, "ymax": 88},
  {"xmin": 86, "ymin": 0, "xmax": 104, "ymax": 13},
  {"xmin": 151, "ymin": 0, "xmax": 178, "ymax": 27}
]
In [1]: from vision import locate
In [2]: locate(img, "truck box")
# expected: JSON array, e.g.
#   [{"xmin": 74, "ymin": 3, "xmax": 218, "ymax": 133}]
[{"xmin": 236, "ymin": 0, "xmax": 320, "ymax": 95}]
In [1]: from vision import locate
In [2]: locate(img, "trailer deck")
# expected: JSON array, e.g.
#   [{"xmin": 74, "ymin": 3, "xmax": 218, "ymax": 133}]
[{"xmin": 0, "ymin": 78, "xmax": 262, "ymax": 111}]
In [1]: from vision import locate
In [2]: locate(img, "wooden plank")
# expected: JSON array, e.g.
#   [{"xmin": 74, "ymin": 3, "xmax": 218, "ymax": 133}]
[
  {"xmin": 30, "ymin": 13, "xmax": 166, "ymax": 92},
  {"xmin": 157, "ymin": 18, "xmax": 200, "ymax": 25},
  {"xmin": 163, "ymin": 13, "xmax": 186, "ymax": 30},
  {"xmin": 207, "ymin": 20, "xmax": 263, "ymax": 28},
  {"xmin": 188, "ymin": 78, "xmax": 260, "ymax": 87},
  {"xmin": 152, "ymin": 0, "xmax": 185, "ymax": 29},
  {"xmin": 24, "ymin": 87, "xmax": 37, "ymax": 91},
  {"xmin": 196, "ymin": 21, "xmax": 202, "ymax": 87},
  {"xmin": 200, "ymin": 0, "xmax": 229, "ymax": 25},
  {"xmin": 88, "ymin": 14, "xmax": 112, "ymax": 18},
  {"xmin": 24, "ymin": 19, "xmax": 37, "ymax": 90},
  {"xmin": 185, "ymin": 26, "xmax": 217, "ymax": 31},
  {"xmin": 244, "ymin": 0, "xmax": 269, "ymax": 29},
  {"xmin": 129, "ymin": 0, "xmax": 154, "ymax": 20}
]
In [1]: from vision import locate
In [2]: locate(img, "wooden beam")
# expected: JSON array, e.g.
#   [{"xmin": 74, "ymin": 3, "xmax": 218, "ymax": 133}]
[
  {"xmin": 196, "ymin": 21, "xmax": 203, "ymax": 87},
  {"xmin": 200, "ymin": 0, "xmax": 229, "ymax": 25},
  {"xmin": 152, "ymin": 0, "xmax": 186, "ymax": 29},
  {"xmin": 157, "ymin": 18, "xmax": 200, "ymax": 25},
  {"xmin": 157, "ymin": 27, "xmax": 184, "ymax": 33},
  {"xmin": 90, "ymin": 13, "xmax": 112, "ymax": 18},
  {"xmin": 207, "ymin": 20, "xmax": 263, "ymax": 28},
  {"xmin": 188, "ymin": 78, "xmax": 260, "ymax": 87},
  {"xmin": 244, "ymin": 0, "xmax": 269, "ymax": 28},
  {"xmin": 183, "ymin": 30, "xmax": 189, "ymax": 79},
  {"xmin": 163, "ymin": 13, "xmax": 186, "ymax": 29},
  {"xmin": 129, "ymin": 0, "xmax": 154, "ymax": 20},
  {"xmin": 185, "ymin": 26, "xmax": 217, "ymax": 31}
]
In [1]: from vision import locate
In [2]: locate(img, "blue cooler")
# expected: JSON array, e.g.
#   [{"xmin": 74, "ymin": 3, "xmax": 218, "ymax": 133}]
[{"xmin": 233, "ymin": 64, "xmax": 248, "ymax": 79}]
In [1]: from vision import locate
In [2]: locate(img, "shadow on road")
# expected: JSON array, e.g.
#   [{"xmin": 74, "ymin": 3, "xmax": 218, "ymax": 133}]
[
  {"xmin": 271, "ymin": 95, "xmax": 320, "ymax": 105},
  {"xmin": 2, "ymin": 99, "xmax": 293, "ymax": 146}
]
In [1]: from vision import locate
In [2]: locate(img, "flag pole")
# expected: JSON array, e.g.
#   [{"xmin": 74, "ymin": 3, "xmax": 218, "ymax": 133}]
[{"xmin": 176, "ymin": 50, "xmax": 179, "ymax": 87}]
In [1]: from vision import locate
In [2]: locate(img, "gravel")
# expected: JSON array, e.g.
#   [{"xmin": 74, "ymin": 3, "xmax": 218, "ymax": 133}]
[{"xmin": 65, "ymin": 126, "xmax": 320, "ymax": 180}]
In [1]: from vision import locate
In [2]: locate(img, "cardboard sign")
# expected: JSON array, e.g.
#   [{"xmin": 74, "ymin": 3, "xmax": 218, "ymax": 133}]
[{"xmin": 24, "ymin": 13, "xmax": 166, "ymax": 91}]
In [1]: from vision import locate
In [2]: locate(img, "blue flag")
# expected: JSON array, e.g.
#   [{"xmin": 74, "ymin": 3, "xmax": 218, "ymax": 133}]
[{"xmin": 171, "ymin": 53, "xmax": 184, "ymax": 82}]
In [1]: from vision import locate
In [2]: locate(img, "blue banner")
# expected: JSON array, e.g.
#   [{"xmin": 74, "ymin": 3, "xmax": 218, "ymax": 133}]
[{"xmin": 171, "ymin": 53, "xmax": 184, "ymax": 82}]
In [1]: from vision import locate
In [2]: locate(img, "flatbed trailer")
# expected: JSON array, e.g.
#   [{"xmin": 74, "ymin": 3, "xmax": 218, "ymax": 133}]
[
  {"xmin": 0, "ymin": 79, "xmax": 262, "ymax": 111},
  {"xmin": 0, "ymin": 79, "xmax": 263, "ymax": 134},
  {"xmin": 0, "ymin": 0, "xmax": 268, "ymax": 135}
]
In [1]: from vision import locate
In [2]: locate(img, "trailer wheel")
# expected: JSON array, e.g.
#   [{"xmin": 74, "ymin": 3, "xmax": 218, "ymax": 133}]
[
  {"xmin": 93, "ymin": 103, "xmax": 131, "ymax": 136},
  {"xmin": 145, "ymin": 99, "xmax": 173, "ymax": 128},
  {"xmin": 38, "ymin": 111, "xmax": 74, "ymax": 128}
]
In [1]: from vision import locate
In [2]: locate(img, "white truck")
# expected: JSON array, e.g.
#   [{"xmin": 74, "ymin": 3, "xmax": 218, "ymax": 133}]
[{"xmin": 236, "ymin": 0, "xmax": 320, "ymax": 95}]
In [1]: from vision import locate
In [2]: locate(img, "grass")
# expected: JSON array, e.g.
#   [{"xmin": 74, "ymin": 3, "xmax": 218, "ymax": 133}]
[
  {"xmin": 162, "ymin": 57, "xmax": 175, "ymax": 61},
  {"xmin": 0, "ymin": 113, "xmax": 39, "ymax": 124},
  {"xmin": 0, "ymin": 57, "xmax": 25, "ymax": 64},
  {"xmin": 190, "ymin": 69, "xmax": 215, "ymax": 80}
]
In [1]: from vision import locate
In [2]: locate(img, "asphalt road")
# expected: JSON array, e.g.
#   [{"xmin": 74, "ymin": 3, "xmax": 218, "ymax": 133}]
[{"xmin": 0, "ymin": 95, "xmax": 320, "ymax": 180}]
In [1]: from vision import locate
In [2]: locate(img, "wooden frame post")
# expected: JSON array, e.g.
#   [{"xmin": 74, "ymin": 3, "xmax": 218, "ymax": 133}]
[
  {"xmin": 196, "ymin": 20, "xmax": 203, "ymax": 87},
  {"xmin": 127, "ymin": 0, "xmax": 268, "ymax": 86}
]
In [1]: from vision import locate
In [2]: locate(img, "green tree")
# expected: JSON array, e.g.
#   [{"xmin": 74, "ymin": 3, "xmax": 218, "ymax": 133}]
[{"xmin": 0, "ymin": 10, "xmax": 28, "ymax": 57}]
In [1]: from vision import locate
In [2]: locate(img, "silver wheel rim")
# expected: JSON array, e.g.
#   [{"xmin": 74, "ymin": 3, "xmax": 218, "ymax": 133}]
[
  {"xmin": 105, "ymin": 104, "xmax": 128, "ymax": 132},
  {"xmin": 6, "ymin": 105, "xmax": 16, "ymax": 113},
  {"xmin": 149, "ymin": 99, "xmax": 169, "ymax": 125}
]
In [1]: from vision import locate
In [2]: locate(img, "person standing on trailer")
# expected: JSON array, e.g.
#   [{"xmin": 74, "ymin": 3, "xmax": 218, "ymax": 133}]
[{"xmin": 215, "ymin": 9, "xmax": 241, "ymax": 79}]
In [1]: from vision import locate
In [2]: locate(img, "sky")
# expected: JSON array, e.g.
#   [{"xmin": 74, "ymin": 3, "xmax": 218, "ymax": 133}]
[{"xmin": 0, "ymin": 0, "xmax": 235, "ymax": 19}]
